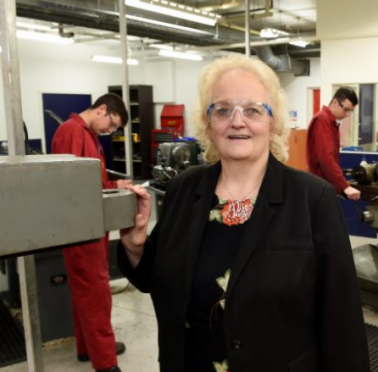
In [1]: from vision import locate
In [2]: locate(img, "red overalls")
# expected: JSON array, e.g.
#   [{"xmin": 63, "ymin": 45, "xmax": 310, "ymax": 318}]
[
  {"xmin": 306, "ymin": 106, "xmax": 349, "ymax": 194},
  {"xmin": 52, "ymin": 113, "xmax": 118, "ymax": 370}
]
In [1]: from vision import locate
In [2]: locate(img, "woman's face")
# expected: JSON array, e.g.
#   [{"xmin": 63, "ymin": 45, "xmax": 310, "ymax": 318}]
[{"xmin": 208, "ymin": 69, "xmax": 273, "ymax": 163}]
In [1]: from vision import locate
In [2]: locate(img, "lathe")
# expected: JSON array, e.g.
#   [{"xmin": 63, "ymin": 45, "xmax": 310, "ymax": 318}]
[
  {"xmin": 151, "ymin": 139, "xmax": 202, "ymax": 189},
  {"xmin": 344, "ymin": 162, "xmax": 378, "ymax": 307}
]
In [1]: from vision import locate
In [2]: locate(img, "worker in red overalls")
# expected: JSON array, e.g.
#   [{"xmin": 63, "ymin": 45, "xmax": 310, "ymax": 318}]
[{"xmin": 52, "ymin": 93, "xmax": 132, "ymax": 372}]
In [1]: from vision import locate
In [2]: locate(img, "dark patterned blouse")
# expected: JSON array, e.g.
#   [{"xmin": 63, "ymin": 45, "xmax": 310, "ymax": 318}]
[{"xmin": 185, "ymin": 195, "xmax": 257, "ymax": 372}]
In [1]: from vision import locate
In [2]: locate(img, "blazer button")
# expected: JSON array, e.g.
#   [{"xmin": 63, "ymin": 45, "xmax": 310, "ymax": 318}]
[{"xmin": 232, "ymin": 339, "xmax": 241, "ymax": 350}]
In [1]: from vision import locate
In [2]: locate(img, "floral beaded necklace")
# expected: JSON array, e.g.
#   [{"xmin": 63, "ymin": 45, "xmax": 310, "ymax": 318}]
[
  {"xmin": 209, "ymin": 196, "xmax": 257, "ymax": 226},
  {"xmin": 211, "ymin": 177, "xmax": 259, "ymax": 226}
]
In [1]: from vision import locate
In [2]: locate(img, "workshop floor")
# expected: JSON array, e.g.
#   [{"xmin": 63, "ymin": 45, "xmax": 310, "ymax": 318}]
[
  {"xmin": 1, "ymin": 278, "xmax": 160, "ymax": 372},
  {"xmin": 2, "ymin": 234, "xmax": 378, "ymax": 372}
]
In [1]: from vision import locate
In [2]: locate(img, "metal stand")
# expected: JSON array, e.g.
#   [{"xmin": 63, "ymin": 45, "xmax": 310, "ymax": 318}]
[{"xmin": 0, "ymin": 1, "xmax": 44, "ymax": 371}]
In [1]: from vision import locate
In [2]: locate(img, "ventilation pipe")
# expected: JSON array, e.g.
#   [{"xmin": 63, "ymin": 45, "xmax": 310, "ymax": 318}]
[
  {"xmin": 253, "ymin": 45, "xmax": 310, "ymax": 76},
  {"xmin": 58, "ymin": 24, "xmax": 75, "ymax": 39}
]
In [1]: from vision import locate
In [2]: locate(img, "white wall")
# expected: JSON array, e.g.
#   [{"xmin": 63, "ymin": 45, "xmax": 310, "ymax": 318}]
[
  {"xmin": 0, "ymin": 40, "xmax": 212, "ymax": 144},
  {"xmin": 142, "ymin": 59, "xmax": 208, "ymax": 136},
  {"xmin": 279, "ymin": 58, "xmax": 320, "ymax": 129},
  {"xmin": 173, "ymin": 60, "xmax": 209, "ymax": 137},
  {"xmin": 317, "ymin": 0, "xmax": 378, "ymax": 101},
  {"xmin": 0, "ymin": 38, "xmax": 322, "ymax": 147},
  {"xmin": 317, "ymin": 0, "xmax": 378, "ymax": 41},
  {"xmin": 7, "ymin": 40, "xmax": 130, "ymax": 149},
  {"xmin": 320, "ymin": 38, "xmax": 378, "ymax": 101}
]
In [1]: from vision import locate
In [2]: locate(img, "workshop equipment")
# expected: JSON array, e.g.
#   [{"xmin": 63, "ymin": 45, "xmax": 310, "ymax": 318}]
[
  {"xmin": 345, "ymin": 162, "xmax": 378, "ymax": 307},
  {"xmin": 152, "ymin": 139, "xmax": 201, "ymax": 188},
  {"xmin": 160, "ymin": 104, "xmax": 185, "ymax": 136},
  {"xmin": 0, "ymin": 154, "xmax": 136, "ymax": 257}
]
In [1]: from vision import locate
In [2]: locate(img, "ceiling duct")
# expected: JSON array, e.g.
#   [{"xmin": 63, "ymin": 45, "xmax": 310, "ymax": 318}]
[
  {"xmin": 14, "ymin": 0, "xmax": 320, "ymax": 59},
  {"xmin": 15, "ymin": 0, "xmax": 232, "ymax": 47},
  {"xmin": 253, "ymin": 45, "xmax": 310, "ymax": 76},
  {"xmin": 58, "ymin": 23, "xmax": 75, "ymax": 39}
]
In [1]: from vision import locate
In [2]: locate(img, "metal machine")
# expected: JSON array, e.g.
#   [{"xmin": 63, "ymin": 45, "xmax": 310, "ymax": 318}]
[
  {"xmin": 345, "ymin": 162, "xmax": 378, "ymax": 307},
  {"xmin": 152, "ymin": 139, "xmax": 202, "ymax": 188},
  {"xmin": 0, "ymin": 155, "xmax": 136, "ymax": 258},
  {"xmin": 0, "ymin": 154, "xmax": 137, "ymax": 371}
]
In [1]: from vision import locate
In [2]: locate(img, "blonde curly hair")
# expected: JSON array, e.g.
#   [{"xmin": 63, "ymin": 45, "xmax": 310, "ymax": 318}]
[{"xmin": 191, "ymin": 54, "xmax": 290, "ymax": 163}]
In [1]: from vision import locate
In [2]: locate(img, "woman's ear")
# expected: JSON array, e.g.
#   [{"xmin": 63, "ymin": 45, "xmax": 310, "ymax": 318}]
[
  {"xmin": 269, "ymin": 119, "xmax": 276, "ymax": 139},
  {"xmin": 206, "ymin": 124, "xmax": 213, "ymax": 142}
]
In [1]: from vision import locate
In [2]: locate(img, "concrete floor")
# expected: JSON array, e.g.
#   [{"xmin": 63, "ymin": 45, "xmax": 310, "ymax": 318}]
[
  {"xmin": 2, "ymin": 279, "xmax": 159, "ymax": 372},
  {"xmin": 2, "ymin": 234, "xmax": 378, "ymax": 372}
]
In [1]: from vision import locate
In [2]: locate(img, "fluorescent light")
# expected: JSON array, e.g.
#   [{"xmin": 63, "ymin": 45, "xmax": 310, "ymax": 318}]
[
  {"xmin": 158, "ymin": 50, "xmax": 203, "ymax": 61},
  {"xmin": 149, "ymin": 44, "xmax": 174, "ymax": 50},
  {"xmin": 126, "ymin": 15, "xmax": 211, "ymax": 35},
  {"xmin": 92, "ymin": 55, "xmax": 122, "ymax": 63},
  {"xmin": 16, "ymin": 22, "xmax": 52, "ymax": 31},
  {"xmin": 125, "ymin": 0, "xmax": 220, "ymax": 26},
  {"xmin": 260, "ymin": 28, "xmax": 289, "ymax": 38},
  {"xmin": 260, "ymin": 28, "xmax": 310, "ymax": 47},
  {"xmin": 289, "ymin": 40, "xmax": 310, "ymax": 48},
  {"xmin": 16, "ymin": 30, "xmax": 74, "ymax": 44},
  {"xmin": 127, "ymin": 58, "xmax": 140, "ymax": 65},
  {"xmin": 92, "ymin": 55, "xmax": 139, "ymax": 65}
]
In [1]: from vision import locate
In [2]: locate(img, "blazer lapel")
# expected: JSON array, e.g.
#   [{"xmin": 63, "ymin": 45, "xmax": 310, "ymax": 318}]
[
  {"xmin": 226, "ymin": 154, "xmax": 285, "ymax": 301},
  {"xmin": 184, "ymin": 162, "xmax": 221, "ymax": 294}
]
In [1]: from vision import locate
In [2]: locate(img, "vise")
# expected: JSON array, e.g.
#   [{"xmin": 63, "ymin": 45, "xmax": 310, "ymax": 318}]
[{"xmin": 0, "ymin": 154, "xmax": 136, "ymax": 258}]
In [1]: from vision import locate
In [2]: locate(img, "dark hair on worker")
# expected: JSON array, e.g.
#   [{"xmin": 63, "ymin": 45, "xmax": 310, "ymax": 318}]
[
  {"xmin": 91, "ymin": 93, "xmax": 129, "ymax": 126},
  {"xmin": 332, "ymin": 87, "xmax": 359, "ymax": 106}
]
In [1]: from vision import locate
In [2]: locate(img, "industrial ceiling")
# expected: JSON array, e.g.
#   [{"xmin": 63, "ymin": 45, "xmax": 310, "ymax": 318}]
[{"xmin": 14, "ymin": 0, "xmax": 319, "ymax": 66}]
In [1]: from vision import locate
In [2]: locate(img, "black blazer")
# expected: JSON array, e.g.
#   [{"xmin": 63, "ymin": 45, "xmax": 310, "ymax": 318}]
[{"xmin": 118, "ymin": 153, "xmax": 370, "ymax": 372}]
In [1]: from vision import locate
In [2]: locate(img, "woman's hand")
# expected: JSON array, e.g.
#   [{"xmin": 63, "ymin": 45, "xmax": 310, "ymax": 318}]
[
  {"xmin": 116, "ymin": 179, "xmax": 133, "ymax": 189},
  {"xmin": 120, "ymin": 184, "xmax": 151, "ymax": 267}
]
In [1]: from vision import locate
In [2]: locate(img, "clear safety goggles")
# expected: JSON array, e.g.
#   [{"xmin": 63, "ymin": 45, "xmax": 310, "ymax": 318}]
[{"xmin": 207, "ymin": 99, "xmax": 273, "ymax": 124}]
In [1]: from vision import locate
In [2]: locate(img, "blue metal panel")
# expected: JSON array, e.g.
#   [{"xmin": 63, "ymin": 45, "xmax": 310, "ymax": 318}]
[
  {"xmin": 28, "ymin": 139, "xmax": 42, "ymax": 153},
  {"xmin": 42, "ymin": 93, "xmax": 91, "ymax": 154},
  {"xmin": 340, "ymin": 151, "xmax": 378, "ymax": 237}
]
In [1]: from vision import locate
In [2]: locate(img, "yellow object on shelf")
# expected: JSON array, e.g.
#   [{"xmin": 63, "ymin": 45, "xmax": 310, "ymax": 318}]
[
  {"xmin": 113, "ymin": 135, "xmax": 125, "ymax": 141},
  {"xmin": 133, "ymin": 133, "xmax": 141, "ymax": 143}
]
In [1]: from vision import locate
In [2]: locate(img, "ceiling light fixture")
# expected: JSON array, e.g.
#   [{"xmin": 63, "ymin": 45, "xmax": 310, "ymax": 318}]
[
  {"xmin": 158, "ymin": 50, "xmax": 203, "ymax": 61},
  {"xmin": 126, "ymin": 15, "xmax": 211, "ymax": 34},
  {"xmin": 16, "ymin": 30, "xmax": 74, "ymax": 44},
  {"xmin": 289, "ymin": 17, "xmax": 309, "ymax": 48},
  {"xmin": 259, "ymin": 28, "xmax": 289, "ymax": 39},
  {"xmin": 16, "ymin": 22, "xmax": 52, "ymax": 31},
  {"xmin": 92, "ymin": 55, "xmax": 139, "ymax": 65},
  {"xmin": 289, "ymin": 39, "xmax": 310, "ymax": 48},
  {"xmin": 125, "ymin": 0, "xmax": 220, "ymax": 26},
  {"xmin": 260, "ymin": 27, "xmax": 310, "ymax": 47},
  {"xmin": 149, "ymin": 44, "xmax": 174, "ymax": 50}
]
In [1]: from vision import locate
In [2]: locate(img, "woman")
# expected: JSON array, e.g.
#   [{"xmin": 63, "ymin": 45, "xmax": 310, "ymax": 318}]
[{"xmin": 118, "ymin": 55, "xmax": 370, "ymax": 372}]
